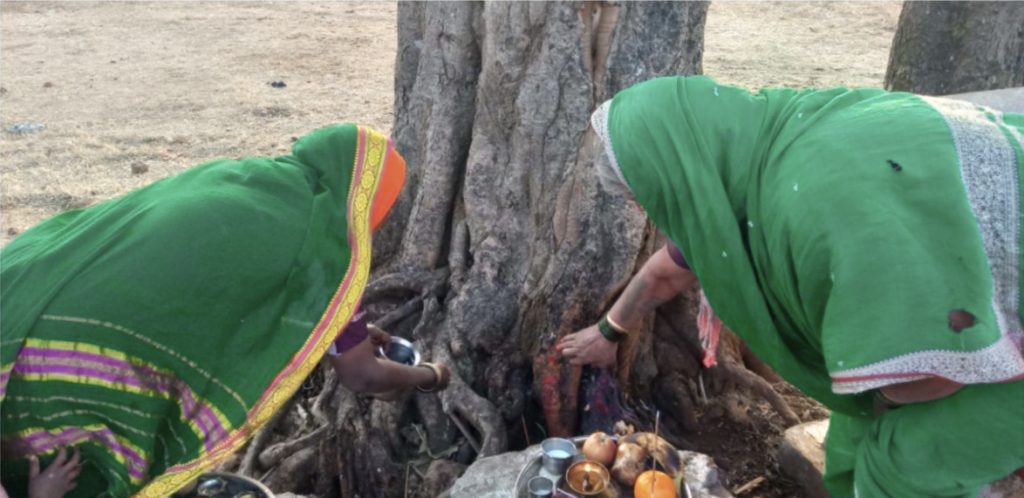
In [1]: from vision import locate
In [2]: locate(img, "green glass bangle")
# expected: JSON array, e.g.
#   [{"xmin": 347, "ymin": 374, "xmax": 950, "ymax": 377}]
[{"xmin": 598, "ymin": 316, "xmax": 627, "ymax": 343}]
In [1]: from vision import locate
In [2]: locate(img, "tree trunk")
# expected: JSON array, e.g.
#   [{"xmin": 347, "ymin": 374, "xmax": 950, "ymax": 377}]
[
  {"xmin": 355, "ymin": 3, "xmax": 706, "ymax": 496},
  {"xmin": 384, "ymin": 0, "xmax": 708, "ymax": 446},
  {"xmin": 237, "ymin": 3, "xmax": 813, "ymax": 497},
  {"xmin": 885, "ymin": 1, "xmax": 1024, "ymax": 94}
]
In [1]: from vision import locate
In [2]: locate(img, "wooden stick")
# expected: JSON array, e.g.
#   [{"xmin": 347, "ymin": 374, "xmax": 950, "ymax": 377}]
[
  {"xmin": 521, "ymin": 415, "xmax": 531, "ymax": 446},
  {"xmin": 732, "ymin": 476, "xmax": 766, "ymax": 495},
  {"xmin": 404, "ymin": 462, "xmax": 411, "ymax": 498},
  {"xmin": 448, "ymin": 412, "xmax": 482, "ymax": 454},
  {"xmin": 651, "ymin": 410, "xmax": 660, "ymax": 498}
]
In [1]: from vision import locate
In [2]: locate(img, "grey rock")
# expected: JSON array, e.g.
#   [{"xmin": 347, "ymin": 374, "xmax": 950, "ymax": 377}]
[
  {"xmin": 421, "ymin": 459, "xmax": 469, "ymax": 498},
  {"xmin": 777, "ymin": 419, "xmax": 829, "ymax": 498},
  {"xmin": 448, "ymin": 447, "xmax": 538, "ymax": 498},
  {"xmin": 5, "ymin": 122, "xmax": 45, "ymax": 134},
  {"xmin": 678, "ymin": 451, "xmax": 733, "ymax": 498}
]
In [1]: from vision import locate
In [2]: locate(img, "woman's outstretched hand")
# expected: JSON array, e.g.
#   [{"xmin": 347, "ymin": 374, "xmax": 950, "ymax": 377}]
[
  {"xmin": 557, "ymin": 324, "xmax": 617, "ymax": 367},
  {"xmin": 29, "ymin": 447, "xmax": 81, "ymax": 498}
]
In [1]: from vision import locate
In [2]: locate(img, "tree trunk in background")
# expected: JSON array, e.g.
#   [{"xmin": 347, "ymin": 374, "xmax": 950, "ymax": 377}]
[
  {"xmin": 343, "ymin": 3, "xmax": 706, "ymax": 496},
  {"xmin": 885, "ymin": 1, "xmax": 1024, "ymax": 94},
  {"xmin": 236, "ymin": 3, "xmax": 808, "ymax": 497}
]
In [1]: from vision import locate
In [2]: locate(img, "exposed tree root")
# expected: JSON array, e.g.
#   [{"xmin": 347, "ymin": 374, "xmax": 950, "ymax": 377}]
[
  {"xmin": 262, "ymin": 446, "xmax": 317, "ymax": 493},
  {"xmin": 717, "ymin": 360, "xmax": 801, "ymax": 427},
  {"xmin": 258, "ymin": 425, "xmax": 328, "ymax": 469},
  {"xmin": 654, "ymin": 302, "xmax": 801, "ymax": 429},
  {"xmin": 439, "ymin": 377, "xmax": 507, "ymax": 457},
  {"xmin": 310, "ymin": 368, "xmax": 338, "ymax": 427},
  {"xmin": 375, "ymin": 296, "xmax": 424, "ymax": 331},
  {"xmin": 363, "ymin": 268, "xmax": 450, "ymax": 302},
  {"xmin": 239, "ymin": 395, "xmax": 296, "ymax": 477}
]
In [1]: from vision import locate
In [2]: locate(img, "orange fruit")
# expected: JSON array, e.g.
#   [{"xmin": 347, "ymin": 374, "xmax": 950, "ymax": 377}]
[{"xmin": 633, "ymin": 470, "xmax": 677, "ymax": 498}]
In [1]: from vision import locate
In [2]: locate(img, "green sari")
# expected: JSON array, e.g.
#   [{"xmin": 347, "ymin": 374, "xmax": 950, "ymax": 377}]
[
  {"xmin": 0, "ymin": 124, "xmax": 393, "ymax": 497},
  {"xmin": 596, "ymin": 76, "xmax": 1024, "ymax": 497}
]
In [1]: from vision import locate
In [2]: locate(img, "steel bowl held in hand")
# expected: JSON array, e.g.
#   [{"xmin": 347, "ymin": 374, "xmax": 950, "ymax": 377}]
[
  {"xmin": 377, "ymin": 336, "xmax": 421, "ymax": 366},
  {"xmin": 176, "ymin": 472, "xmax": 274, "ymax": 498}
]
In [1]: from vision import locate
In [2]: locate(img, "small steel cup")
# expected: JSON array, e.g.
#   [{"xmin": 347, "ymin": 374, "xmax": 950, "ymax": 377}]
[
  {"xmin": 540, "ymin": 437, "xmax": 577, "ymax": 476},
  {"xmin": 527, "ymin": 476, "xmax": 555, "ymax": 498},
  {"xmin": 377, "ymin": 336, "xmax": 421, "ymax": 366}
]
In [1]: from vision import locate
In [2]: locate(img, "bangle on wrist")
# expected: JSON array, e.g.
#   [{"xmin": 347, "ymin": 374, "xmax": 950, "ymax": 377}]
[
  {"xmin": 605, "ymin": 315, "xmax": 630, "ymax": 334},
  {"xmin": 598, "ymin": 316, "xmax": 628, "ymax": 343},
  {"xmin": 417, "ymin": 362, "xmax": 442, "ymax": 393}
]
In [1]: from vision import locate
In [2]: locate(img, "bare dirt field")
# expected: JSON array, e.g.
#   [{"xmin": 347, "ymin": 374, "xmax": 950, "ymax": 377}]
[
  {"xmin": 1, "ymin": 1, "xmax": 901, "ymax": 246},
  {"xmin": 1, "ymin": 1, "xmax": 399, "ymax": 244},
  {"xmin": 0, "ymin": 2, "xmax": 902, "ymax": 496}
]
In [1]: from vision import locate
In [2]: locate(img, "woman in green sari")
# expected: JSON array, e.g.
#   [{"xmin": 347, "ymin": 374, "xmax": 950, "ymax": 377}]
[
  {"xmin": 559, "ymin": 76, "xmax": 1024, "ymax": 497},
  {"xmin": 0, "ymin": 123, "xmax": 450, "ymax": 498}
]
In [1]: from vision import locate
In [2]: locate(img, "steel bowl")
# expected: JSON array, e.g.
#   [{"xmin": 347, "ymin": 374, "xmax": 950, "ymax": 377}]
[
  {"xmin": 377, "ymin": 336, "xmax": 421, "ymax": 366},
  {"xmin": 179, "ymin": 472, "xmax": 274, "ymax": 498}
]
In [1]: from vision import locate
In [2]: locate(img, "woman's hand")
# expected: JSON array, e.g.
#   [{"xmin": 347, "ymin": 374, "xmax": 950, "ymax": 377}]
[
  {"xmin": 557, "ymin": 324, "xmax": 618, "ymax": 367},
  {"xmin": 331, "ymin": 339, "xmax": 453, "ymax": 396},
  {"xmin": 367, "ymin": 324, "xmax": 390, "ymax": 348},
  {"xmin": 28, "ymin": 447, "xmax": 80, "ymax": 498},
  {"xmin": 558, "ymin": 245, "xmax": 695, "ymax": 369}
]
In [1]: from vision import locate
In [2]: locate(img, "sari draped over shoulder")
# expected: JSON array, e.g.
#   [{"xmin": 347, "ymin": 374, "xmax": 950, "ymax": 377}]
[
  {"xmin": 599, "ymin": 76, "xmax": 1024, "ymax": 497},
  {"xmin": 0, "ymin": 124, "xmax": 400, "ymax": 497}
]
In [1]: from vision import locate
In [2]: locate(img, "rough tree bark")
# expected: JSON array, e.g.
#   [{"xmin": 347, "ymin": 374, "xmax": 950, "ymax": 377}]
[
  {"xmin": 236, "ymin": 2, "xmax": 809, "ymax": 497},
  {"xmin": 885, "ymin": 1, "xmax": 1024, "ymax": 94},
  {"xmin": 380, "ymin": 0, "xmax": 709, "ymax": 467}
]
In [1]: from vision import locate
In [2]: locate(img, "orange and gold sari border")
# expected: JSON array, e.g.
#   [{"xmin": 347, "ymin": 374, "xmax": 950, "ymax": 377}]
[{"xmin": 132, "ymin": 126, "xmax": 388, "ymax": 497}]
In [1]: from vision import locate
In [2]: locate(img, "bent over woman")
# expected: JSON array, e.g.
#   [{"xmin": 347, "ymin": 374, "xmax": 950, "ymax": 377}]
[
  {"xmin": 560, "ymin": 76, "xmax": 1024, "ymax": 497},
  {"xmin": 1, "ymin": 124, "xmax": 449, "ymax": 497}
]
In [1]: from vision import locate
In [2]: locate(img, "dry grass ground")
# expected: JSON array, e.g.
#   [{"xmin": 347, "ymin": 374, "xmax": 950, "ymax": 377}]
[{"xmin": 1, "ymin": 1, "xmax": 398, "ymax": 244}]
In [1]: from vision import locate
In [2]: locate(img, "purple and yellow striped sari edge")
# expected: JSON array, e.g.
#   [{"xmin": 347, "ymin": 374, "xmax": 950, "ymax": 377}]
[
  {"xmin": 5, "ymin": 339, "xmax": 230, "ymax": 454},
  {"xmin": 8, "ymin": 425, "xmax": 149, "ymax": 482}
]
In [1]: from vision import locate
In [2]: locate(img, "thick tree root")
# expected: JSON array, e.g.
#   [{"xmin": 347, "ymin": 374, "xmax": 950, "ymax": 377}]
[
  {"xmin": 364, "ymin": 268, "xmax": 449, "ymax": 302},
  {"xmin": 375, "ymin": 296, "xmax": 425, "ymax": 331},
  {"xmin": 439, "ymin": 378, "xmax": 507, "ymax": 457},
  {"xmin": 654, "ymin": 302, "xmax": 801, "ymax": 428},
  {"xmin": 717, "ymin": 360, "xmax": 801, "ymax": 427},
  {"xmin": 261, "ymin": 446, "xmax": 317, "ymax": 493},
  {"xmin": 239, "ymin": 395, "xmax": 296, "ymax": 477},
  {"xmin": 310, "ymin": 368, "xmax": 338, "ymax": 427},
  {"xmin": 258, "ymin": 425, "xmax": 328, "ymax": 469}
]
